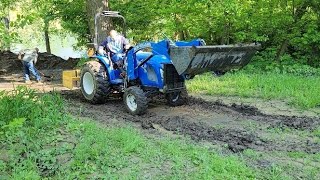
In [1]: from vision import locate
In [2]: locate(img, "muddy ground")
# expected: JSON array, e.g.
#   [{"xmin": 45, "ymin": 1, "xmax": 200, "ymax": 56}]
[
  {"xmin": 1, "ymin": 74, "xmax": 319, "ymax": 178},
  {"xmin": 0, "ymin": 50, "xmax": 78, "ymax": 91},
  {"xmin": 1, "ymin": 50, "xmax": 319, "ymax": 178},
  {"xmin": 62, "ymin": 89, "xmax": 320, "ymax": 179},
  {"xmin": 63, "ymin": 90, "xmax": 320, "ymax": 152}
]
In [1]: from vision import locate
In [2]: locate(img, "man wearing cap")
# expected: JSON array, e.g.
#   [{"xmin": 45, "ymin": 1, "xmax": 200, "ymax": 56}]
[{"xmin": 99, "ymin": 30, "xmax": 131, "ymax": 76}]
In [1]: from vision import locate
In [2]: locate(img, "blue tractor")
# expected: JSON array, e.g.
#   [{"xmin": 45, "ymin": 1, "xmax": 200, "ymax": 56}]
[{"xmin": 80, "ymin": 11, "xmax": 260, "ymax": 115}]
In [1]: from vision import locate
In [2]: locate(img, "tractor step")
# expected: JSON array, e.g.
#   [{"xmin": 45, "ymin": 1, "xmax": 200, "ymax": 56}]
[{"xmin": 164, "ymin": 64, "xmax": 185, "ymax": 91}]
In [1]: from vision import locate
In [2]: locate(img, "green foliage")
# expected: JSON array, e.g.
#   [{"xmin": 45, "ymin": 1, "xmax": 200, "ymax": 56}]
[
  {"xmin": 108, "ymin": 0, "xmax": 320, "ymax": 67},
  {"xmin": 0, "ymin": 87, "xmax": 66, "ymax": 178},
  {"xmin": 52, "ymin": 0, "xmax": 89, "ymax": 46},
  {"xmin": 0, "ymin": 24, "xmax": 15, "ymax": 49},
  {"xmin": 0, "ymin": 87, "xmax": 64, "ymax": 134},
  {"xmin": 0, "ymin": 87, "xmax": 261, "ymax": 179},
  {"xmin": 245, "ymin": 51, "xmax": 320, "ymax": 76},
  {"xmin": 4, "ymin": 0, "xmax": 320, "ymax": 67},
  {"xmin": 287, "ymin": 151, "xmax": 308, "ymax": 159},
  {"xmin": 0, "ymin": 0, "xmax": 18, "ymax": 49},
  {"xmin": 59, "ymin": 120, "xmax": 258, "ymax": 179},
  {"xmin": 313, "ymin": 127, "xmax": 320, "ymax": 138},
  {"xmin": 76, "ymin": 57, "xmax": 89, "ymax": 68}
]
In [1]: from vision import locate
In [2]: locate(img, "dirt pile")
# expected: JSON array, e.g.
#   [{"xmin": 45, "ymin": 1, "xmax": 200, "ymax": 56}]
[{"xmin": 0, "ymin": 51, "xmax": 79, "ymax": 74}]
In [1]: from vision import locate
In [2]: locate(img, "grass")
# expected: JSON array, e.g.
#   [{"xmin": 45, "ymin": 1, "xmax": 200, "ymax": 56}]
[
  {"xmin": 243, "ymin": 149, "xmax": 320, "ymax": 180},
  {"xmin": 0, "ymin": 87, "xmax": 260, "ymax": 179},
  {"xmin": 62, "ymin": 121, "xmax": 257, "ymax": 179},
  {"xmin": 187, "ymin": 71, "xmax": 320, "ymax": 109},
  {"xmin": 1, "ymin": 87, "xmax": 319, "ymax": 179}
]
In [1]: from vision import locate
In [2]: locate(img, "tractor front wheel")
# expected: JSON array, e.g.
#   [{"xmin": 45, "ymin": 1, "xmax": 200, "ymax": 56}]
[
  {"xmin": 166, "ymin": 90, "xmax": 188, "ymax": 107},
  {"xmin": 123, "ymin": 86, "xmax": 148, "ymax": 115},
  {"xmin": 80, "ymin": 61, "xmax": 110, "ymax": 104}
]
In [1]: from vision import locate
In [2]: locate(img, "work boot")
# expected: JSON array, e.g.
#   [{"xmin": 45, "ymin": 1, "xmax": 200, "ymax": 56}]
[
  {"xmin": 120, "ymin": 72, "xmax": 126, "ymax": 78},
  {"xmin": 25, "ymin": 80, "xmax": 32, "ymax": 84},
  {"xmin": 36, "ymin": 80, "xmax": 43, "ymax": 85},
  {"xmin": 118, "ymin": 67, "xmax": 126, "ymax": 78}
]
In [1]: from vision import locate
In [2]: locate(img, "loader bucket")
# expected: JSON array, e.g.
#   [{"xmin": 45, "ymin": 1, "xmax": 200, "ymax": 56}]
[{"xmin": 169, "ymin": 44, "xmax": 260, "ymax": 76}]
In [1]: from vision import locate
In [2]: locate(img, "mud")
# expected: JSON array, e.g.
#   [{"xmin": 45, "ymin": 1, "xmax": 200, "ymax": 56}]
[
  {"xmin": 2, "ymin": 52, "xmax": 319, "ymax": 178},
  {"xmin": 193, "ymin": 94, "xmax": 320, "ymax": 118},
  {"xmin": 63, "ymin": 90, "xmax": 320, "ymax": 154},
  {"xmin": 189, "ymin": 97, "xmax": 320, "ymax": 131},
  {"xmin": 156, "ymin": 116, "xmax": 266, "ymax": 153}
]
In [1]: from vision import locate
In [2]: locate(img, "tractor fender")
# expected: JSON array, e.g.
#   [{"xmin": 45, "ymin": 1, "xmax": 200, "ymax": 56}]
[{"xmin": 88, "ymin": 55, "xmax": 113, "ymax": 78}]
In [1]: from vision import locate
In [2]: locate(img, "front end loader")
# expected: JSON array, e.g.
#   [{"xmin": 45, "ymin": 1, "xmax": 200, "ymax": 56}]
[{"xmin": 80, "ymin": 11, "xmax": 260, "ymax": 115}]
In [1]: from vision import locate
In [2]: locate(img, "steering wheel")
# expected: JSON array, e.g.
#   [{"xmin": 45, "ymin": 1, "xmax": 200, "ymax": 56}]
[{"xmin": 160, "ymin": 32, "xmax": 176, "ymax": 46}]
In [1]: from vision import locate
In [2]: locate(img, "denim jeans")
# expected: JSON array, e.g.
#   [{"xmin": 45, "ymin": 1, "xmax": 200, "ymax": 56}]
[
  {"xmin": 111, "ymin": 53, "xmax": 126, "ymax": 74},
  {"xmin": 23, "ymin": 61, "xmax": 41, "ymax": 81},
  {"xmin": 111, "ymin": 53, "xmax": 125, "ymax": 65}
]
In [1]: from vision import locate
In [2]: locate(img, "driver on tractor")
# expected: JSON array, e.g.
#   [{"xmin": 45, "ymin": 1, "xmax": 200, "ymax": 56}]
[{"xmin": 99, "ymin": 30, "xmax": 130, "ymax": 76}]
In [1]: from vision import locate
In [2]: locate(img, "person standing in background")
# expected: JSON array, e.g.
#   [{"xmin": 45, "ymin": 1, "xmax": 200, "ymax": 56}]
[{"xmin": 18, "ymin": 48, "xmax": 42, "ymax": 84}]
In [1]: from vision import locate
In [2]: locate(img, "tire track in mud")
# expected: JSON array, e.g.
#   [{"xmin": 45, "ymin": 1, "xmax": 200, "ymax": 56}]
[
  {"xmin": 62, "ymin": 90, "xmax": 320, "ymax": 153},
  {"xmin": 188, "ymin": 97, "xmax": 320, "ymax": 131},
  {"xmin": 150, "ymin": 116, "xmax": 267, "ymax": 153},
  {"xmin": 128, "ymin": 114, "xmax": 320, "ymax": 154}
]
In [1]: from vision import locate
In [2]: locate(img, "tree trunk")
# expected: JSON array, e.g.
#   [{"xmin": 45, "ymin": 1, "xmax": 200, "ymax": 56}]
[
  {"xmin": 86, "ymin": 0, "xmax": 112, "ymax": 46},
  {"xmin": 275, "ymin": 2, "xmax": 307, "ymax": 62},
  {"xmin": 173, "ymin": 13, "xmax": 187, "ymax": 40},
  {"xmin": 2, "ymin": 17, "xmax": 9, "ymax": 30},
  {"xmin": 1, "ymin": 17, "xmax": 10, "ymax": 50},
  {"xmin": 44, "ymin": 21, "xmax": 51, "ymax": 54},
  {"xmin": 276, "ymin": 39, "xmax": 289, "ymax": 62}
]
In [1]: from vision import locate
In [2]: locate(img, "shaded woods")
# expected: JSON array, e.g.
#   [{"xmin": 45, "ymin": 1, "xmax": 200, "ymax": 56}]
[{"xmin": 1, "ymin": 0, "xmax": 320, "ymax": 67}]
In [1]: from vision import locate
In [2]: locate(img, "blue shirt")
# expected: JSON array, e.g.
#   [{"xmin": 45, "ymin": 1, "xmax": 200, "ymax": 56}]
[{"xmin": 100, "ymin": 35, "xmax": 129, "ymax": 54}]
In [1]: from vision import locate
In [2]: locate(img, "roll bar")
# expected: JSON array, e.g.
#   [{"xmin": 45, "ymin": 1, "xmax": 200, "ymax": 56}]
[{"xmin": 93, "ymin": 11, "xmax": 127, "ymax": 50}]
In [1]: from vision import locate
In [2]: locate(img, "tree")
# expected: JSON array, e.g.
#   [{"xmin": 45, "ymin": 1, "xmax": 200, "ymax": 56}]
[
  {"xmin": 0, "ymin": 0, "xmax": 19, "ymax": 50},
  {"xmin": 14, "ymin": 0, "xmax": 58, "ymax": 53},
  {"xmin": 32, "ymin": 0, "xmax": 59, "ymax": 53},
  {"xmin": 4, "ymin": 0, "xmax": 319, "ymax": 67},
  {"xmin": 52, "ymin": 0, "xmax": 89, "ymax": 46},
  {"xmin": 53, "ymin": 0, "xmax": 112, "ymax": 46},
  {"xmin": 86, "ymin": 0, "xmax": 111, "ymax": 45}
]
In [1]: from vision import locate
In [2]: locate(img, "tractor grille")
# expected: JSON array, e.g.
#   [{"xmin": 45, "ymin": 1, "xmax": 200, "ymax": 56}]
[{"xmin": 164, "ymin": 64, "xmax": 184, "ymax": 90}]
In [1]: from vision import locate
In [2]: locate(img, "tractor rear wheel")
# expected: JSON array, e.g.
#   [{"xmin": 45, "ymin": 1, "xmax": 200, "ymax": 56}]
[
  {"xmin": 166, "ymin": 89, "xmax": 188, "ymax": 107},
  {"xmin": 80, "ymin": 61, "xmax": 110, "ymax": 104},
  {"xmin": 123, "ymin": 86, "xmax": 148, "ymax": 115}
]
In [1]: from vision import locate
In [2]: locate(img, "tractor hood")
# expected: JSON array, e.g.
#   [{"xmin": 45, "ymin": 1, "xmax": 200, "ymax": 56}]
[{"xmin": 169, "ymin": 43, "xmax": 260, "ymax": 76}]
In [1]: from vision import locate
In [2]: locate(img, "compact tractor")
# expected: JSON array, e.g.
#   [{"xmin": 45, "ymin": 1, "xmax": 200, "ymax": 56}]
[{"xmin": 80, "ymin": 11, "xmax": 260, "ymax": 115}]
